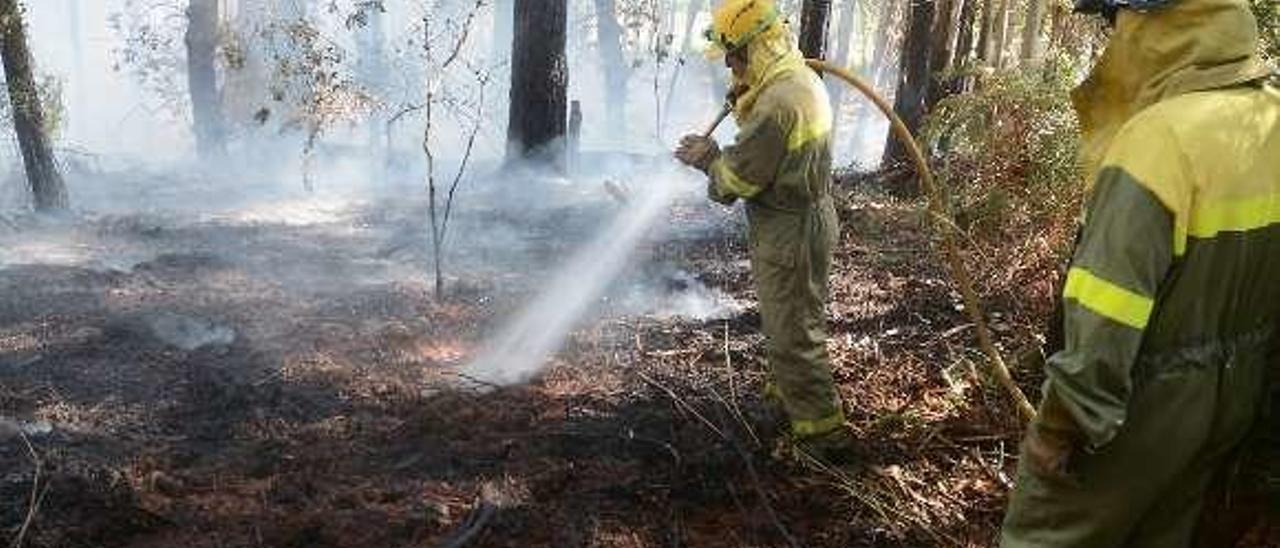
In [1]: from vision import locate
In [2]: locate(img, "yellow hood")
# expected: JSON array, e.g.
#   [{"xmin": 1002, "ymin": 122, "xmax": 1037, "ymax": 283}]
[
  {"xmin": 1072, "ymin": 0, "xmax": 1272, "ymax": 181},
  {"xmin": 732, "ymin": 21, "xmax": 809, "ymax": 119}
]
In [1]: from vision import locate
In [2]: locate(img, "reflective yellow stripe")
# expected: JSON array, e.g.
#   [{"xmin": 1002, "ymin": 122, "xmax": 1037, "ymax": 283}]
[
  {"xmin": 1173, "ymin": 223, "xmax": 1188, "ymax": 257},
  {"xmin": 710, "ymin": 157, "xmax": 764, "ymax": 199},
  {"xmin": 1063, "ymin": 267, "xmax": 1155, "ymax": 330},
  {"xmin": 791, "ymin": 411, "xmax": 846, "ymax": 438},
  {"xmin": 1188, "ymin": 192, "xmax": 1280, "ymax": 239},
  {"xmin": 787, "ymin": 118, "xmax": 831, "ymax": 151}
]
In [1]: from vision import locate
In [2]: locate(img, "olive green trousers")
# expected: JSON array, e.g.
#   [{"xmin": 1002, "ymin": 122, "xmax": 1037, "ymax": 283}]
[{"xmin": 748, "ymin": 198, "xmax": 845, "ymax": 438}]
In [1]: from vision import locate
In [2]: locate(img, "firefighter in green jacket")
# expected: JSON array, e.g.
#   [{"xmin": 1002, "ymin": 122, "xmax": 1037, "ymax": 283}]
[
  {"xmin": 1002, "ymin": 0, "xmax": 1280, "ymax": 544},
  {"xmin": 674, "ymin": 0, "xmax": 853, "ymax": 460}
]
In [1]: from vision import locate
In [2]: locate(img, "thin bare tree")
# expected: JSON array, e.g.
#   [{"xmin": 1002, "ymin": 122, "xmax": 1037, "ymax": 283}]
[
  {"xmin": 0, "ymin": 0, "xmax": 68, "ymax": 210},
  {"xmin": 423, "ymin": 0, "xmax": 490, "ymax": 297}
]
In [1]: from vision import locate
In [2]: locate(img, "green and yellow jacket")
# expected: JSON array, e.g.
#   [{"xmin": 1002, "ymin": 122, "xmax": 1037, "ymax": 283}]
[
  {"xmin": 706, "ymin": 23, "xmax": 833, "ymax": 216},
  {"xmin": 1049, "ymin": 0, "xmax": 1280, "ymax": 449}
]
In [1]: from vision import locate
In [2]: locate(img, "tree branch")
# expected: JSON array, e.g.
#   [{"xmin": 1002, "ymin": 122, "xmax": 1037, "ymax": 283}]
[{"xmin": 439, "ymin": 73, "xmax": 487, "ymax": 244}]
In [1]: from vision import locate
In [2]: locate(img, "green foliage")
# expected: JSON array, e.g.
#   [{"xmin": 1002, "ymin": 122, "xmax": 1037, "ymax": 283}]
[
  {"xmin": 923, "ymin": 55, "xmax": 1084, "ymax": 238},
  {"xmin": 38, "ymin": 76, "xmax": 65, "ymax": 140},
  {"xmin": 1254, "ymin": 0, "xmax": 1280, "ymax": 62},
  {"xmin": 0, "ymin": 75, "xmax": 65, "ymax": 141},
  {"xmin": 919, "ymin": 54, "xmax": 1088, "ymax": 320}
]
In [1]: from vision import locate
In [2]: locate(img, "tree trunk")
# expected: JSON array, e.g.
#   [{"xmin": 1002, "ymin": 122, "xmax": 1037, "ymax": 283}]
[
  {"xmin": 881, "ymin": 0, "xmax": 933, "ymax": 182},
  {"xmin": 954, "ymin": 0, "xmax": 977, "ymax": 67},
  {"xmin": 594, "ymin": 0, "xmax": 628, "ymax": 136},
  {"xmin": 507, "ymin": 0, "xmax": 568, "ymax": 166},
  {"xmin": 799, "ymin": 0, "xmax": 833, "ymax": 60},
  {"xmin": 868, "ymin": 0, "xmax": 903, "ymax": 91},
  {"xmin": 187, "ymin": 0, "xmax": 228, "ymax": 162},
  {"xmin": 923, "ymin": 0, "xmax": 955, "ymax": 109},
  {"xmin": 1021, "ymin": 0, "xmax": 1045, "ymax": 60},
  {"xmin": 947, "ymin": 0, "xmax": 976, "ymax": 92},
  {"xmin": 977, "ymin": 0, "xmax": 993, "ymax": 63},
  {"xmin": 0, "ymin": 0, "xmax": 67, "ymax": 210},
  {"xmin": 992, "ymin": 0, "xmax": 1009, "ymax": 67}
]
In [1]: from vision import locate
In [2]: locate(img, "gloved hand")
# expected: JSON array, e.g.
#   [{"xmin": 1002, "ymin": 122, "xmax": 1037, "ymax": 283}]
[
  {"xmin": 1022, "ymin": 386, "xmax": 1083, "ymax": 483},
  {"xmin": 675, "ymin": 135, "xmax": 720, "ymax": 173}
]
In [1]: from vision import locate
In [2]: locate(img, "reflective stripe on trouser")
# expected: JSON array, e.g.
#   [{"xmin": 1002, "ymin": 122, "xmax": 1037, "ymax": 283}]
[
  {"xmin": 749, "ymin": 199, "xmax": 845, "ymax": 439},
  {"xmin": 1001, "ymin": 335, "xmax": 1270, "ymax": 548}
]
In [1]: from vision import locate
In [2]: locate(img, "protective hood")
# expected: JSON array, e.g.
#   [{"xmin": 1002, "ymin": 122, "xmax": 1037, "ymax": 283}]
[
  {"xmin": 732, "ymin": 21, "xmax": 809, "ymax": 119},
  {"xmin": 1072, "ymin": 0, "xmax": 1272, "ymax": 180}
]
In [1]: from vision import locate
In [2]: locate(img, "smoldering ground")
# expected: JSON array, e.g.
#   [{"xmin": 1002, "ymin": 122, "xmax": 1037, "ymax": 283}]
[
  {"xmin": 0, "ymin": 2, "xmax": 912, "ymax": 545},
  {"xmin": 0, "ymin": 136, "xmax": 776, "ymax": 546}
]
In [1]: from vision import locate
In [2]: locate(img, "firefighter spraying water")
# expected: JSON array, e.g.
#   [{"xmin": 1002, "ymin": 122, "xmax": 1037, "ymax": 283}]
[{"xmin": 674, "ymin": 0, "xmax": 855, "ymax": 463}]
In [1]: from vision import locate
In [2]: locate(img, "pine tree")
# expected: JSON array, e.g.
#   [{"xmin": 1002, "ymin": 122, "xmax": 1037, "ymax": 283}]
[{"xmin": 507, "ymin": 0, "xmax": 568, "ymax": 167}]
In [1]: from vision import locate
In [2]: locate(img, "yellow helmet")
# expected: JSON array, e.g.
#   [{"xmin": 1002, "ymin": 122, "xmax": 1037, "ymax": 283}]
[{"xmin": 704, "ymin": 0, "xmax": 782, "ymax": 55}]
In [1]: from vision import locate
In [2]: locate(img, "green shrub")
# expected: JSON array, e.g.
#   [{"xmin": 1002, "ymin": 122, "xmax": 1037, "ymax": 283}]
[{"xmin": 920, "ymin": 54, "xmax": 1087, "ymax": 322}]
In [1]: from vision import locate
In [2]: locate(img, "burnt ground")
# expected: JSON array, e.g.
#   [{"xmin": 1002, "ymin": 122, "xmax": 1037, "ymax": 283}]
[{"xmin": 1, "ymin": 172, "xmax": 1267, "ymax": 547}]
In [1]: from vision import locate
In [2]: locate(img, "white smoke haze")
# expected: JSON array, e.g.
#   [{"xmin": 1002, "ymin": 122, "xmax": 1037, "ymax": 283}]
[
  {"xmin": 462, "ymin": 160, "xmax": 738, "ymax": 385},
  {"xmin": 2, "ymin": 0, "xmax": 886, "ymax": 387}
]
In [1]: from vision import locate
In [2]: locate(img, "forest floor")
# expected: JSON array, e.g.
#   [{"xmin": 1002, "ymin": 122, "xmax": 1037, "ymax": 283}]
[{"xmin": 0, "ymin": 165, "xmax": 1216, "ymax": 547}]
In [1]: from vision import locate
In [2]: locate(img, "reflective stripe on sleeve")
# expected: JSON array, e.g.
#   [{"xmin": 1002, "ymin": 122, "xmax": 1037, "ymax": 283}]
[
  {"xmin": 1063, "ymin": 267, "xmax": 1155, "ymax": 330},
  {"xmin": 710, "ymin": 156, "xmax": 765, "ymax": 199},
  {"xmin": 1188, "ymin": 192, "xmax": 1280, "ymax": 240},
  {"xmin": 786, "ymin": 117, "xmax": 832, "ymax": 151}
]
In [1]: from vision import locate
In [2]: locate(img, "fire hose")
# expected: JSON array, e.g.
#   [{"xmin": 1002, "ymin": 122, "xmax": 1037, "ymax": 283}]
[{"xmin": 700, "ymin": 60, "xmax": 1037, "ymax": 423}]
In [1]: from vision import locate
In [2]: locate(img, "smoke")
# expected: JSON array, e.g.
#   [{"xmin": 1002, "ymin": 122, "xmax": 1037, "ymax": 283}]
[
  {"xmin": 0, "ymin": 1, "xmax": 750, "ymax": 390},
  {"xmin": 462, "ymin": 160, "xmax": 712, "ymax": 385}
]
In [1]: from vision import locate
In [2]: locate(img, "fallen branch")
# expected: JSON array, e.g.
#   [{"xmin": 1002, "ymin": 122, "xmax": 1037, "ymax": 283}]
[
  {"xmin": 717, "ymin": 322, "xmax": 760, "ymax": 448},
  {"xmin": 636, "ymin": 371, "xmax": 727, "ymax": 441},
  {"xmin": 11, "ymin": 431, "xmax": 41, "ymax": 548},
  {"xmin": 969, "ymin": 446, "xmax": 1013, "ymax": 490}
]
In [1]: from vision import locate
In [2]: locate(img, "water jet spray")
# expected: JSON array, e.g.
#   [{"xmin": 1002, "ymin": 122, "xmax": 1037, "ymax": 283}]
[{"xmin": 463, "ymin": 61, "xmax": 1036, "ymax": 424}]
